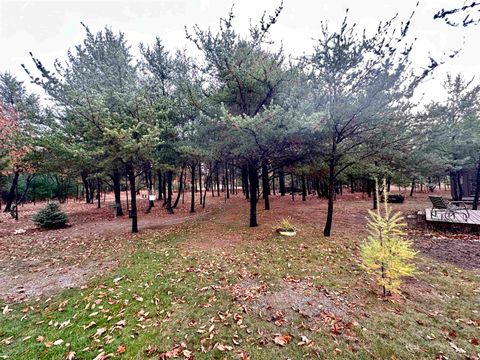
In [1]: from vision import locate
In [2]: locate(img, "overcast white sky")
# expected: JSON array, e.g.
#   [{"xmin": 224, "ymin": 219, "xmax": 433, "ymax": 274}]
[{"xmin": 0, "ymin": 0, "xmax": 479, "ymax": 103}]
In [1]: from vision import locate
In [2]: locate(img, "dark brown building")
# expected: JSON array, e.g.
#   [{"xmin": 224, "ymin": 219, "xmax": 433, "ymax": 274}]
[
  {"xmin": 462, "ymin": 167, "xmax": 477, "ymax": 197},
  {"xmin": 452, "ymin": 167, "xmax": 478, "ymax": 200}
]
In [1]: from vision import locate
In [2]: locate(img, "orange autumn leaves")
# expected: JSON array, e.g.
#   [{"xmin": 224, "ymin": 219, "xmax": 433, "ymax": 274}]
[{"xmin": 0, "ymin": 104, "xmax": 32, "ymax": 174}]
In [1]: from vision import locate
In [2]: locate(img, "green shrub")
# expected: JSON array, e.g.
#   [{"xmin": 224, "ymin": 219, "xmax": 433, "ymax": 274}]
[{"xmin": 32, "ymin": 203, "xmax": 69, "ymax": 229}]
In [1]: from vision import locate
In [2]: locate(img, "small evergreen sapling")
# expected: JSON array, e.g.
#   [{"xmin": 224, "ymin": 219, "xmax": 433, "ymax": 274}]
[
  {"xmin": 32, "ymin": 203, "xmax": 69, "ymax": 229},
  {"xmin": 361, "ymin": 179, "xmax": 416, "ymax": 296}
]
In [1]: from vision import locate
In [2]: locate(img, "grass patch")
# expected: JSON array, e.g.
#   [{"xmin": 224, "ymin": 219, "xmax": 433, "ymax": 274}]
[{"xmin": 1, "ymin": 217, "xmax": 479, "ymax": 359}]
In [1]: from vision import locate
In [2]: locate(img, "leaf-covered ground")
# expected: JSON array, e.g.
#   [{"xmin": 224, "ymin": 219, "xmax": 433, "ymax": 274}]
[
  {"xmin": 0, "ymin": 193, "xmax": 220, "ymax": 301},
  {"xmin": 1, "ymin": 192, "xmax": 479, "ymax": 359}
]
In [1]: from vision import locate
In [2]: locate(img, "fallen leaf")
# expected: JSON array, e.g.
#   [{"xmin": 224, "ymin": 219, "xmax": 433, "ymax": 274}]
[
  {"xmin": 237, "ymin": 350, "xmax": 251, "ymax": 360},
  {"xmin": 273, "ymin": 334, "xmax": 292, "ymax": 346},
  {"xmin": 159, "ymin": 345, "xmax": 182, "ymax": 358},
  {"xmin": 117, "ymin": 344, "xmax": 126, "ymax": 354},
  {"xmin": 297, "ymin": 335, "xmax": 314, "ymax": 347},
  {"xmin": 93, "ymin": 352, "xmax": 107, "ymax": 360},
  {"xmin": 469, "ymin": 337, "xmax": 479, "ymax": 345},
  {"xmin": 144, "ymin": 345, "xmax": 158, "ymax": 356},
  {"xmin": 1, "ymin": 337, "xmax": 13, "ymax": 345},
  {"xmin": 92, "ymin": 327, "xmax": 107, "ymax": 339},
  {"xmin": 449, "ymin": 342, "xmax": 466, "ymax": 354},
  {"xmin": 83, "ymin": 321, "xmax": 96, "ymax": 330},
  {"xmin": 216, "ymin": 343, "xmax": 233, "ymax": 351},
  {"xmin": 59, "ymin": 320, "xmax": 71, "ymax": 329}
]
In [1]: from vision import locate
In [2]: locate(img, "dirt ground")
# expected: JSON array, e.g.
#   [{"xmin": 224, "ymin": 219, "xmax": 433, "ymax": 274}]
[
  {"xmin": 0, "ymin": 192, "xmax": 224, "ymax": 301},
  {"xmin": 410, "ymin": 231, "xmax": 480, "ymax": 270},
  {"xmin": 1, "ymin": 188, "xmax": 478, "ymax": 302}
]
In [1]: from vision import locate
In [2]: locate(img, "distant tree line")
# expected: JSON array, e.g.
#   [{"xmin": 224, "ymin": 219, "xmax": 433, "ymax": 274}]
[{"xmin": 1, "ymin": 3, "xmax": 479, "ymax": 233}]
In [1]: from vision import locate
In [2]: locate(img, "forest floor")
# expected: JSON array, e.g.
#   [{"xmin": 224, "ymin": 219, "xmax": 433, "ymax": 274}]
[
  {"xmin": 0, "ymin": 192, "xmax": 224, "ymax": 301},
  {"xmin": 0, "ymin": 190, "xmax": 479, "ymax": 359}
]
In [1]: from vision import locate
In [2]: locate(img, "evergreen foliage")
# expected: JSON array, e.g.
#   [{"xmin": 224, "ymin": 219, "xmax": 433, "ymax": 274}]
[
  {"xmin": 32, "ymin": 202, "xmax": 69, "ymax": 229},
  {"xmin": 0, "ymin": 5, "xmax": 475, "ymax": 233},
  {"xmin": 361, "ymin": 180, "xmax": 416, "ymax": 295}
]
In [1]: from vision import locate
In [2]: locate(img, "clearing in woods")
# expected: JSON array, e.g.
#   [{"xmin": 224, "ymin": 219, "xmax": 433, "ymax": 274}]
[{"xmin": 0, "ymin": 191, "xmax": 479, "ymax": 359}]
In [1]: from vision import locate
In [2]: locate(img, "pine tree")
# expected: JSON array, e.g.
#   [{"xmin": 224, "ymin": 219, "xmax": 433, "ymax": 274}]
[
  {"xmin": 361, "ymin": 179, "xmax": 416, "ymax": 296},
  {"xmin": 32, "ymin": 203, "xmax": 69, "ymax": 229}
]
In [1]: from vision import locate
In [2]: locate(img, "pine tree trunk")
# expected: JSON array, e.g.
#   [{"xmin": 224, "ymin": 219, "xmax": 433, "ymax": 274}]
[
  {"xmin": 301, "ymin": 175, "xmax": 307, "ymax": 201},
  {"xmin": 323, "ymin": 160, "xmax": 335, "ymax": 237},
  {"xmin": 88, "ymin": 179, "xmax": 95, "ymax": 204},
  {"xmin": 81, "ymin": 172, "xmax": 90, "ymax": 203},
  {"xmin": 244, "ymin": 165, "xmax": 249, "ymax": 200},
  {"xmin": 125, "ymin": 175, "xmax": 129, "ymax": 213},
  {"xmin": 97, "ymin": 178, "xmax": 101, "ymax": 209},
  {"xmin": 202, "ymin": 166, "xmax": 214, "ymax": 209},
  {"xmin": 112, "ymin": 168, "xmax": 124, "ymax": 216},
  {"xmin": 183, "ymin": 171, "xmax": 186, "ymax": 204},
  {"xmin": 366, "ymin": 179, "xmax": 372, "ymax": 198},
  {"xmin": 4, "ymin": 170, "xmax": 19, "ymax": 213},
  {"xmin": 126, "ymin": 162, "xmax": 138, "ymax": 233},
  {"xmin": 225, "ymin": 162, "xmax": 230, "ymax": 199},
  {"xmin": 173, "ymin": 167, "xmax": 184, "ymax": 209},
  {"xmin": 210, "ymin": 163, "xmax": 215, "ymax": 198},
  {"xmin": 14, "ymin": 179, "xmax": 18, "ymax": 220},
  {"xmin": 241, "ymin": 165, "xmax": 246, "ymax": 196},
  {"xmin": 17, "ymin": 174, "xmax": 34, "ymax": 206},
  {"xmin": 202, "ymin": 181, "xmax": 208, "ymax": 209},
  {"xmin": 473, "ymin": 162, "xmax": 480, "ymax": 210},
  {"xmin": 279, "ymin": 168, "xmax": 286, "ymax": 196},
  {"xmin": 147, "ymin": 166, "xmax": 154, "ymax": 210},
  {"xmin": 262, "ymin": 161, "xmax": 270, "ymax": 210},
  {"xmin": 272, "ymin": 171, "xmax": 276, "ymax": 195},
  {"xmin": 198, "ymin": 163, "xmax": 202, "ymax": 205},
  {"xmin": 190, "ymin": 163, "xmax": 196, "ymax": 213},
  {"xmin": 233, "ymin": 164, "xmax": 237, "ymax": 194},
  {"xmin": 291, "ymin": 173, "xmax": 295, "ymax": 201},
  {"xmin": 410, "ymin": 178, "xmax": 415, "ymax": 197},
  {"xmin": 162, "ymin": 172, "xmax": 167, "ymax": 204},
  {"xmin": 230, "ymin": 163, "xmax": 233, "ymax": 194},
  {"xmin": 157, "ymin": 169, "xmax": 163, "ymax": 200},
  {"xmin": 248, "ymin": 162, "xmax": 258, "ymax": 227},
  {"xmin": 166, "ymin": 171, "xmax": 174, "ymax": 214}
]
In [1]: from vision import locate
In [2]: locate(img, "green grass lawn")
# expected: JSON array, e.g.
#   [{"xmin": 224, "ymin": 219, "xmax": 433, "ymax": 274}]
[{"xmin": 1, "ymin": 210, "xmax": 479, "ymax": 359}]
